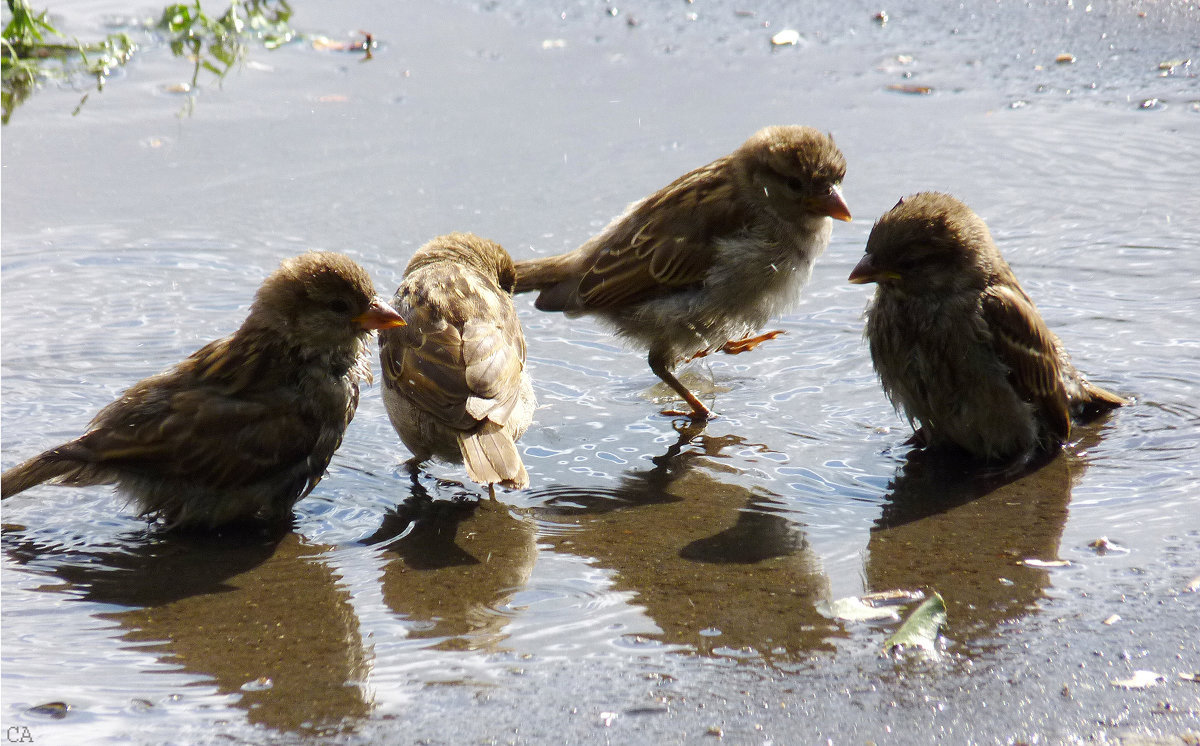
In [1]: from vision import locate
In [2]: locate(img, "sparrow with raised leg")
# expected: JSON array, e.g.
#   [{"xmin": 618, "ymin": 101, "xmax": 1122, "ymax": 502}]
[
  {"xmin": 379, "ymin": 233, "xmax": 536, "ymax": 491},
  {"xmin": 1, "ymin": 252, "xmax": 407, "ymax": 528},
  {"xmin": 514, "ymin": 125, "xmax": 851, "ymax": 420},
  {"xmin": 849, "ymin": 192, "xmax": 1125, "ymax": 463}
]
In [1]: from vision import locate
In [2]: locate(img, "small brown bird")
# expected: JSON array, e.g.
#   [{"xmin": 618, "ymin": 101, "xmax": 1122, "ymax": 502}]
[
  {"xmin": 379, "ymin": 233, "xmax": 536, "ymax": 490},
  {"xmin": 849, "ymin": 192, "xmax": 1125, "ymax": 462},
  {"xmin": 514, "ymin": 125, "xmax": 851, "ymax": 420},
  {"xmin": 1, "ymin": 252, "xmax": 406, "ymax": 529}
]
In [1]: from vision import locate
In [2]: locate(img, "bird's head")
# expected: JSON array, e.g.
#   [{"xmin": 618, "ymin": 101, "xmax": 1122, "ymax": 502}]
[
  {"xmin": 249, "ymin": 251, "xmax": 405, "ymax": 352},
  {"xmin": 737, "ymin": 125, "xmax": 851, "ymax": 227},
  {"xmin": 404, "ymin": 232, "xmax": 518, "ymax": 295},
  {"xmin": 849, "ymin": 192, "xmax": 998, "ymax": 296}
]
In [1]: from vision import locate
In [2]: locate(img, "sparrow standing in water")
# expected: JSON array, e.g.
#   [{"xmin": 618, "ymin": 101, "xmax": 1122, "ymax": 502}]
[
  {"xmin": 1, "ymin": 252, "xmax": 406, "ymax": 529},
  {"xmin": 514, "ymin": 125, "xmax": 851, "ymax": 420},
  {"xmin": 849, "ymin": 192, "xmax": 1125, "ymax": 463},
  {"xmin": 379, "ymin": 233, "xmax": 536, "ymax": 491}
]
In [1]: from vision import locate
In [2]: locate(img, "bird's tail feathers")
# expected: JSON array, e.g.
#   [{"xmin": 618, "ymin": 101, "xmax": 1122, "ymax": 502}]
[
  {"xmin": 1, "ymin": 447, "xmax": 108, "ymax": 499},
  {"xmin": 457, "ymin": 423, "xmax": 529, "ymax": 490},
  {"xmin": 513, "ymin": 255, "xmax": 578, "ymax": 295},
  {"xmin": 1073, "ymin": 380, "xmax": 1127, "ymax": 423}
]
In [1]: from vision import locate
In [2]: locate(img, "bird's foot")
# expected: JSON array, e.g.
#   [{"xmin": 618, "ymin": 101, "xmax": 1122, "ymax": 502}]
[
  {"xmin": 659, "ymin": 406, "xmax": 715, "ymax": 421},
  {"xmin": 720, "ymin": 330, "xmax": 786, "ymax": 355},
  {"xmin": 687, "ymin": 330, "xmax": 786, "ymax": 361}
]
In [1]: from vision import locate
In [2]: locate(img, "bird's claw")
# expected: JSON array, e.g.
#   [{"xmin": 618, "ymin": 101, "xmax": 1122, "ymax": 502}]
[
  {"xmin": 687, "ymin": 330, "xmax": 787, "ymax": 361},
  {"xmin": 660, "ymin": 407, "xmax": 715, "ymax": 422},
  {"xmin": 720, "ymin": 330, "xmax": 786, "ymax": 355}
]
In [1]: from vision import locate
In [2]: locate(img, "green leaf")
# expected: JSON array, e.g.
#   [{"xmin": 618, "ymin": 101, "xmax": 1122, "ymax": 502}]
[
  {"xmin": 883, "ymin": 592, "xmax": 946, "ymax": 654},
  {"xmin": 4, "ymin": 0, "xmax": 61, "ymax": 46}
]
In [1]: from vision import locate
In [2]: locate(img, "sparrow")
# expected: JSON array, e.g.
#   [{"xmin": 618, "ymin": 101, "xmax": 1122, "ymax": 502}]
[
  {"xmin": 1, "ymin": 252, "xmax": 406, "ymax": 529},
  {"xmin": 379, "ymin": 233, "xmax": 536, "ymax": 490},
  {"xmin": 849, "ymin": 192, "xmax": 1125, "ymax": 463},
  {"xmin": 513, "ymin": 125, "xmax": 851, "ymax": 420}
]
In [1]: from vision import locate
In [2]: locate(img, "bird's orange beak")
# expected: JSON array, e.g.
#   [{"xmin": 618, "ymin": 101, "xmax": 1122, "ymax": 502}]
[
  {"xmin": 818, "ymin": 185, "xmax": 853, "ymax": 222},
  {"xmin": 848, "ymin": 253, "xmax": 899, "ymax": 284},
  {"xmin": 354, "ymin": 298, "xmax": 406, "ymax": 330}
]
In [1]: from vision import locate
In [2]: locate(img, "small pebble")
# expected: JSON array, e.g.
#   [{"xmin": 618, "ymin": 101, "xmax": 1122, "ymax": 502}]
[
  {"xmin": 770, "ymin": 29, "xmax": 800, "ymax": 46},
  {"xmin": 240, "ymin": 676, "xmax": 273, "ymax": 692},
  {"xmin": 1112, "ymin": 670, "xmax": 1166, "ymax": 689}
]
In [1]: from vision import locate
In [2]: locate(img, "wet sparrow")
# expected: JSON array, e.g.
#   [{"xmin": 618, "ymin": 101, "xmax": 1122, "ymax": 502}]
[
  {"xmin": 514, "ymin": 125, "xmax": 851, "ymax": 420},
  {"xmin": 1, "ymin": 252, "xmax": 406, "ymax": 529},
  {"xmin": 849, "ymin": 192, "xmax": 1125, "ymax": 462},
  {"xmin": 379, "ymin": 233, "xmax": 536, "ymax": 490}
]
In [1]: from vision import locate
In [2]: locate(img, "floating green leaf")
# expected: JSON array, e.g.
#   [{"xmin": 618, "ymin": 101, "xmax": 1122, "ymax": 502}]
[{"xmin": 883, "ymin": 591, "xmax": 946, "ymax": 654}]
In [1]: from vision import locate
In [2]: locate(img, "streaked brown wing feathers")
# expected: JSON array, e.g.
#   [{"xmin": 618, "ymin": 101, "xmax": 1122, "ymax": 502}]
[
  {"xmin": 79, "ymin": 371, "xmax": 320, "ymax": 490},
  {"xmin": 384, "ymin": 293, "xmax": 527, "ymax": 431},
  {"xmin": 576, "ymin": 158, "xmax": 742, "ymax": 309},
  {"xmin": 982, "ymin": 284, "xmax": 1071, "ymax": 441}
]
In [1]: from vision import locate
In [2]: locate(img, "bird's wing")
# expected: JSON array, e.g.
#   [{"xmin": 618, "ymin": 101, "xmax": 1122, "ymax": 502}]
[
  {"xmin": 75, "ymin": 341, "xmax": 326, "ymax": 491},
  {"xmin": 382, "ymin": 280, "xmax": 530, "ymax": 432},
  {"xmin": 574, "ymin": 158, "xmax": 746, "ymax": 309},
  {"xmin": 981, "ymin": 283, "xmax": 1072, "ymax": 442},
  {"xmin": 460, "ymin": 308, "xmax": 528, "ymax": 427},
  {"xmin": 380, "ymin": 301, "xmax": 477, "ymax": 431}
]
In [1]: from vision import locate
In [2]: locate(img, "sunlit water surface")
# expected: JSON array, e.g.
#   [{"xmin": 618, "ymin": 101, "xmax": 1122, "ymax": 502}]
[{"xmin": 3, "ymin": 1, "xmax": 1198, "ymax": 743}]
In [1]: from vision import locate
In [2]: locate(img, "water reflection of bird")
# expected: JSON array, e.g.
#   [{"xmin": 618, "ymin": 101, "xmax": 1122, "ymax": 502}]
[
  {"xmin": 864, "ymin": 432, "xmax": 1099, "ymax": 644},
  {"xmin": 678, "ymin": 495, "xmax": 805, "ymax": 564},
  {"xmin": 532, "ymin": 423, "xmax": 711, "ymax": 517},
  {"xmin": 850, "ymin": 192, "xmax": 1124, "ymax": 465},
  {"xmin": 533, "ymin": 426, "xmax": 834, "ymax": 662},
  {"xmin": 380, "ymin": 234, "xmax": 536, "ymax": 491},
  {"xmin": 1, "ymin": 252, "xmax": 406, "ymax": 529},
  {"xmin": 2, "ymin": 526, "xmax": 370, "ymax": 734},
  {"xmin": 365, "ymin": 480, "xmax": 537, "ymax": 650},
  {"xmin": 514, "ymin": 126, "xmax": 851, "ymax": 420}
]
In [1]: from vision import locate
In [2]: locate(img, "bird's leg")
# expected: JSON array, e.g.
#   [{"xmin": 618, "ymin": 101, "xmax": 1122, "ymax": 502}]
[
  {"xmin": 649, "ymin": 350, "xmax": 712, "ymax": 421},
  {"xmin": 687, "ymin": 330, "xmax": 786, "ymax": 361},
  {"xmin": 404, "ymin": 456, "xmax": 424, "ymax": 486}
]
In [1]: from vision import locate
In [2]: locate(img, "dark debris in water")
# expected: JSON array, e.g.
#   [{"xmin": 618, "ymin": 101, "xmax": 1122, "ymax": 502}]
[
  {"xmin": 27, "ymin": 701, "xmax": 70, "ymax": 719},
  {"xmin": 1087, "ymin": 536, "xmax": 1129, "ymax": 555}
]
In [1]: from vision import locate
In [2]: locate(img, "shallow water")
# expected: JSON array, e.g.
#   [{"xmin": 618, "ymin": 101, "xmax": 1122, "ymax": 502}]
[{"xmin": 3, "ymin": 1, "xmax": 1199, "ymax": 743}]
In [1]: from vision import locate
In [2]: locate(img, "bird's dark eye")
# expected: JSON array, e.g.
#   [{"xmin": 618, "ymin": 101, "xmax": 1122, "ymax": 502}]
[
  {"xmin": 328, "ymin": 299, "xmax": 351, "ymax": 314},
  {"xmin": 786, "ymin": 177, "xmax": 806, "ymax": 192}
]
